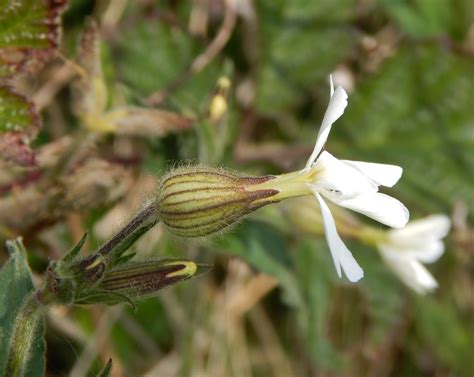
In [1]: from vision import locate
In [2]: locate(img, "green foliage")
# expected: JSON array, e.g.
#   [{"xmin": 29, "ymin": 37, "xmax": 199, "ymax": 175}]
[
  {"xmin": 117, "ymin": 21, "xmax": 224, "ymax": 114},
  {"xmin": 294, "ymin": 241, "xmax": 343, "ymax": 372},
  {"xmin": 218, "ymin": 220, "xmax": 302, "ymax": 308},
  {"xmin": 256, "ymin": 1, "xmax": 355, "ymax": 115},
  {"xmin": 379, "ymin": 0, "xmax": 474, "ymax": 39},
  {"xmin": 414, "ymin": 296, "xmax": 474, "ymax": 373},
  {"xmin": 0, "ymin": 1, "xmax": 473, "ymax": 376},
  {"xmin": 0, "ymin": 0, "xmax": 67, "ymax": 76},
  {"xmin": 0, "ymin": 86, "xmax": 38, "ymax": 134},
  {"xmin": 340, "ymin": 44, "xmax": 474, "ymax": 216},
  {"xmin": 0, "ymin": 239, "xmax": 45, "ymax": 377}
]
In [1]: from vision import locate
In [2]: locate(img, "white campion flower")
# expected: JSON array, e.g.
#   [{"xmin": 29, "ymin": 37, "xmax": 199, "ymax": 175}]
[
  {"xmin": 159, "ymin": 75, "xmax": 410, "ymax": 283},
  {"xmin": 302, "ymin": 76, "xmax": 409, "ymax": 282},
  {"xmin": 377, "ymin": 215, "xmax": 451, "ymax": 294}
]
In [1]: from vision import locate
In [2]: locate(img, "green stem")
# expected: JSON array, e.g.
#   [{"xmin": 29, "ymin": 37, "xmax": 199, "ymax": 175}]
[
  {"xmin": 5, "ymin": 294, "xmax": 44, "ymax": 377},
  {"xmin": 98, "ymin": 202, "xmax": 158, "ymax": 260}
]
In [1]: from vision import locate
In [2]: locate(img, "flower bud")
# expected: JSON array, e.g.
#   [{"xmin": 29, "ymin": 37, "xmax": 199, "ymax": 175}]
[
  {"xmin": 95, "ymin": 259, "xmax": 206, "ymax": 301},
  {"xmin": 156, "ymin": 167, "xmax": 279, "ymax": 237}
]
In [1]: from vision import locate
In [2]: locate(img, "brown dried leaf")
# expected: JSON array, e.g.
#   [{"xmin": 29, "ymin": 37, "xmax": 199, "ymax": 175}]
[
  {"xmin": 71, "ymin": 17, "xmax": 107, "ymax": 118},
  {"xmin": 107, "ymin": 106, "xmax": 194, "ymax": 137},
  {"xmin": 0, "ymin": 159, "xmax": 133, "ymax": 234}
]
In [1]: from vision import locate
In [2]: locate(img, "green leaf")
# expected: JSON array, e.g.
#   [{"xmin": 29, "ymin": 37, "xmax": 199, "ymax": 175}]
[
  {"xmin": 294, "ymin": 240, "xmax": 343, "ymax": 372},
  {"xmin": 414, "ymin": 296, "xmax": 474, "ymax": 373},
  {"xmin": 0, "ymin": 0, "xmax": 68, "ymax": 76},
  {"xmin": 117, "ymin": 21, "xmax": 224, "ymax": 114},
  {"xmin": 0, "ymin": 85, "xmax": 39, "ymax": 165},
  {"xmin": 0, "ymin": 238, "xmax": 45, "ymax": 377},
  {"xmin": 379, "ymin": 0, "xmax": 474, "ymax": 40},
  {"xmin": 255, "ymin": 1, "xmax": 355, "ymax": 115},
  {"xmin": 339, "ymin": 44, "xmax": 474, "ymax": 216}
]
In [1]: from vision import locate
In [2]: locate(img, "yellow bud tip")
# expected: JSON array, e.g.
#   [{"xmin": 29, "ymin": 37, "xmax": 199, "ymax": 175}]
[{"xmin": 166, "ymin": 261, "xmax": 198, "ymax": 278}]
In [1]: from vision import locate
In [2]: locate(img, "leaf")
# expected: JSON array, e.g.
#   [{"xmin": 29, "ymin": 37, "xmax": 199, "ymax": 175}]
[
  {"xmin": 71, "ymin": 17, "xmax": 108, "ymax": 121},
  {"xmin": 414, "ymin": 296, "xmax": 474, "ymax": 373},
  {"xmin": 117, "ymin": 21, "xmax": 224, "ymax": 114},
  {"xmin": 0, "ymin": 238, "xmax": 45, "ymax": 377},
  {"xmin": 0, "ymin": 86, "xmax": 39, "ymax": 165},
  {"xmin": 97, "ymin": 106, "xmax": 194, "ymax": 137},
  {"xmin": 379, "ymin": 0, "xmax": 474, "ymax": 40},
  {"xmin": 255, "ymin": 1, "xmax": 355, "ymax": 115},
  {"xmin": 0, "ymin": 0, "xmax": 68, "ymax": 76},
  {"xmin": 72, "ymin": 19, "xmax": 194, "ymax": 136},
  {"xmin": 339, "ymin": 44, "xmax": 474, "ymax": 217},
  {"xmin": 293, "ymin": 240, "xmax": 343, "ymax": 372}
]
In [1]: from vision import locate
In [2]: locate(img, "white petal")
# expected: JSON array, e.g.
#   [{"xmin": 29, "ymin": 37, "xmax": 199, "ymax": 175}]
[
  {"xmin": 315, "ymin": 193, "xmax": 364, "ymax": 282},
  {"xmin": 305, "ymin": 78, "xmax": 348, "ymax": 169},
  {"xmin": 379, "ymin": 246, "xmax": 438, "ymax": 294},
  {"xmin": 335, "ymin": 193, "xmax": 409, "ymax": 228},
  {"xmin": 379, "ymin": 239, "xmax": 445, "ymax": 264},
  {"xmin": 389, "ymin": 215, "xmax": 451, "ymax": 242},
  {"xmin": 342, "ymin": 160, "xmax": 403, "ymax": 187},
  {"xmin": 407, "ymin": 241, "xmax": 446, "ymax": 263},
  {"xmin": 311, "ymin": 151, "xmax": 378, "ymax": 201}
]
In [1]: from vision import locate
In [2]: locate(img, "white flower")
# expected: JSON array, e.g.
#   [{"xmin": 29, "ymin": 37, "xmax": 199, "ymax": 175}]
[
  {"xmin": 377, "ymin": 215, "xmax": 451, "ymax": 294},
  {"xmin": 304, "ymin": 76, "xmax": 409, "ymax": 282}
]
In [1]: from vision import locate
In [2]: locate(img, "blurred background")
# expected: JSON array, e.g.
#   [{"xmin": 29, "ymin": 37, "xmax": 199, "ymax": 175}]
[{"xmin": 1, "ymin": 0, "xmax": 473, "ymax": 376}]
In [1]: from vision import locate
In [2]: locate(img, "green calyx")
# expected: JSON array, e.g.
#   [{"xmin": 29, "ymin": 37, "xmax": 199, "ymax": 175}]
[{"xmin": 156, "ymin": 166, "xmax": 279, "ymax": 237}]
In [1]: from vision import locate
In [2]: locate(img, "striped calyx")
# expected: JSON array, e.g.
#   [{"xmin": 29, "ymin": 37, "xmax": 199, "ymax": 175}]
[
  {"xmin": 156, "ymin": 167, "xmax": 279, "ymax": 237},
  {"xmin": 97, "ymin": 260, "xmax": 203, "ymax": 301}
]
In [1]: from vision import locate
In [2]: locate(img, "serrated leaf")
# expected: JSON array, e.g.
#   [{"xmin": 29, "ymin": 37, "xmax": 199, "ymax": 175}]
[
  {"xmin": 0, "ymin": 85, "xmax": 39, "ymax": 165},
  {"xmin": 0, "ymin": 0, "xmax": 68, "ymax": 76},
  {"xmin": 0, "ymin": 238, "xmax": 45, "ymax": 377}
]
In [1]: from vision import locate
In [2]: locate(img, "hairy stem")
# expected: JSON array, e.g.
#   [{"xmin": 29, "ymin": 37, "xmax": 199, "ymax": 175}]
[
  {"xmin": 5, "ymin": 294, "xmax": 44, "ymax": 377},
  {"xmin": 98, "ymin": 202, "xmax": 158, "ymax": 258}
]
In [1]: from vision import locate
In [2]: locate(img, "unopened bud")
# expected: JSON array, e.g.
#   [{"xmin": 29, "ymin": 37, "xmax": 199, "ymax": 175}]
[
  {"xmin": 156, "ymin": 167, "xmax": 279, "ymax": 237},
  {"xmin": 97, "ymin": 259, "xmax": 206, "ymax": 300},
  {"xmin": 74, "ymin": 253, "xmax": 107, "ymax": 284}
]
